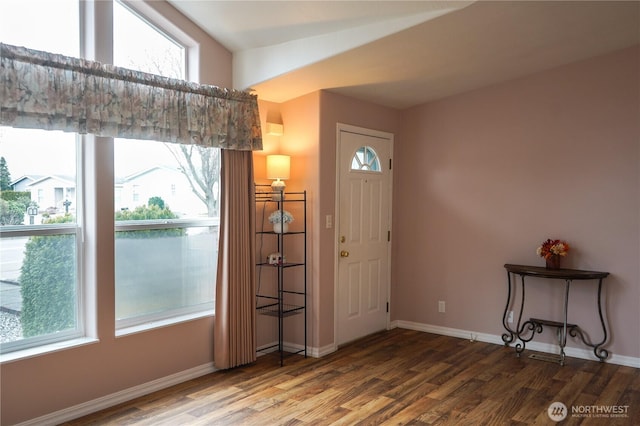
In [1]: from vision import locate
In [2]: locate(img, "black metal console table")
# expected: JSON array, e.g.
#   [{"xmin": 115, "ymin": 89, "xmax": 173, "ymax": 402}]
[{"xmin": 502, "ymin": 264, "xmax": 609, "ymax": 365}]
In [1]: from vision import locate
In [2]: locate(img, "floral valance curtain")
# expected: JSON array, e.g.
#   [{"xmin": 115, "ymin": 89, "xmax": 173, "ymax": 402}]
[{"xmin": 0, "ymin": 43, "xmax": 262, "ymax": 151}]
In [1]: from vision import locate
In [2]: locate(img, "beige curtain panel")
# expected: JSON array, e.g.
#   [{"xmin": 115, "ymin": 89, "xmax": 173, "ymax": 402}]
[
  {"xmin": 215, "ymin": 150, "xmax": 257, "ymax": 369},
  {"xmin": 0, "ymin": 43, "xmax": 262, "ymax": 151}
]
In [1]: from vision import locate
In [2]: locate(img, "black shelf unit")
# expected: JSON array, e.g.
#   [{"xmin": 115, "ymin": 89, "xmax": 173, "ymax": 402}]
[{"xmin": 255, "ymin": 185, "xmax": 307, "ymax": 365}]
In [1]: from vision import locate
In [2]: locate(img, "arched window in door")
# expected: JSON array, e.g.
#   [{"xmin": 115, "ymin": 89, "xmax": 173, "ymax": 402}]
[{"xmin": 351, "ymin": 146, "xmax": 381, "ymax": 172}]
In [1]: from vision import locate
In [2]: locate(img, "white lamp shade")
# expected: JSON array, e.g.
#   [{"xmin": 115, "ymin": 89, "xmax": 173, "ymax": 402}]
[{"xmin": 266, "ymin": 155, "xmax": 290, "ymax": 180}]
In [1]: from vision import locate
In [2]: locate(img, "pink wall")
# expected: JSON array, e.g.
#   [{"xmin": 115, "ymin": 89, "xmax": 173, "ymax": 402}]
[
  {"xmin": 255, "ymin": 95, "xmax": 321, "ymax": 349},
  {"xmin": 317, "ymin": 92, "xmax": 402, "ymax": 347},
  {"xmin": 393, "ymin": 46, "xmax": 640, "ymax": 359},
  {"xmin": 257, "ymin": 92, "xmax": 401, "ymax": 350}
]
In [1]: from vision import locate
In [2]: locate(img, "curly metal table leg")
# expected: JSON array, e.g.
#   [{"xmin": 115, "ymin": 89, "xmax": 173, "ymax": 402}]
[
  {"xmin": 593, "ymin": 278, "xmax": 609, "ymax": 361},
  {"xmin": 502, "ymin": 271, "xmax": 516, "ymax": 345},
  {"xmin": 515, "ymin": 321, "xmax": 542, "ymax": 357}
]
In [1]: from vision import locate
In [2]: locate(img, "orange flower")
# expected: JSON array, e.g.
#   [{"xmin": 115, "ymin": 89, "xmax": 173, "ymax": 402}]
[{"xmin": 536, "ymin": 239, "xmax": 570, "ymax": 259}]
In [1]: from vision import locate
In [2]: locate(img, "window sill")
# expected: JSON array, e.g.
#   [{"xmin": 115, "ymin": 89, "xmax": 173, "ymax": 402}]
[
  {"xmin": 0, "ymin": 337, "xmax": 99, "ymax": 364},
  {"xmin": 1, "ymin": 312, "xmax": 215, "ymax": 362},
  {"xmin": 116, "ymin": 310, "xmax": 214, "ymax": 338}
]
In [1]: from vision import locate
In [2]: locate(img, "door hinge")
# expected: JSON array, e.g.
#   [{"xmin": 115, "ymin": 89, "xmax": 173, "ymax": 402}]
[
  {"xmin": 386, "ymin": 302, "xmax": 389, "ymax": 313},
  {"xmin": 389, "ymin": 158, "xmax": 392, "ymax": 170},
  {"xmin": 387, "ymin": 230, "xmax": 391, "ymax": 242}
]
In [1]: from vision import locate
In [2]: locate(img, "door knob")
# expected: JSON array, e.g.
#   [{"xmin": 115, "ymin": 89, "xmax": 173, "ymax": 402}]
[{"xmin": 340, "ymin": 250, "xmax": 349, "ymax": 257}]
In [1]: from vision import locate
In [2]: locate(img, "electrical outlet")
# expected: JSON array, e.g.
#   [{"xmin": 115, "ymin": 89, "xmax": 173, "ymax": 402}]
[
  {"xmin": 438, "ymin": 301, "xmax": 445, "ymax": 313},
  {"xmin": 325, "ymin": 215, "xmax": 332, "ymax": 229},
  {"xmin": 507, "ymin": 310, "xmax": 514, "ymax": 323}
]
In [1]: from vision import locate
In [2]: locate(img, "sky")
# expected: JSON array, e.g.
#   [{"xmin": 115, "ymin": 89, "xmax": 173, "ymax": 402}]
[
  {"xmin": 0, "ymin": 0, "xmax": 79, "ymax": 56},
  {"xmin": 0, "ymin": 128, "xmax": 177, "ymax": 181}
]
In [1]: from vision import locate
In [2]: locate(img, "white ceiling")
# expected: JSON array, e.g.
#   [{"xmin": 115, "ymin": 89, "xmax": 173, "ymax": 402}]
[{"xmin": 168, "ymin": 0, "xmax": 640, "ymax": 109}]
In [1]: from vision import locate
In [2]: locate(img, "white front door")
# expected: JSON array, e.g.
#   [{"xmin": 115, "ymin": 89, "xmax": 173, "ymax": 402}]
[{"xmin": 336, "ymin": 124, "xmax": 393, "ymax": 346}]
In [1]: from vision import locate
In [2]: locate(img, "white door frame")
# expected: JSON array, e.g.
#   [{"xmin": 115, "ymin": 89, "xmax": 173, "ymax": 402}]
[{"xmin": 333, "ymin": 123, "xmax": 394, "ymax": 348}]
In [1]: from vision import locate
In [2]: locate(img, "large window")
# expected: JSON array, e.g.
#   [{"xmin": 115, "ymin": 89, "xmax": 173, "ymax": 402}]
[
  {"xmin": 0, "ymin": 129, "xmax": 81, "ymax": 352},
  {"xmin": 0, "ymin": 2, "xmax": 81, "ymax": 354},
  {"xmin": 113, "ymin": 2, "xmax": 218, "ymax": 330},
  {"xmin": 1, "ymin": 0, "xmax": 219, "ymax": 355},
  {"xmin": 113, "ymin": 139, "xmax": 219, "ymax": 329}
]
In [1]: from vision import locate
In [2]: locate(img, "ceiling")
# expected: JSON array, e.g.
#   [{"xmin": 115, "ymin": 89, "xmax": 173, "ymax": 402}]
[{"xmin": 168, "ymin": 1, "xmax": 640, "ymax": 109}]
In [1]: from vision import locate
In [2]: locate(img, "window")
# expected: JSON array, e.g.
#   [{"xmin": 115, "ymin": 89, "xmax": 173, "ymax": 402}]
[
  {"xmin": 132, "ymin": 185, "xmax": 140, "ymax": 203},
  {"xmin": 0, "ymin": 128, "xmax": 82, "ymax": 353},
  {"xmin": 114, "ymin": 140, "xmax": 218, "ymax": 329},
  {"xmin": 113, "ymin": 0, "xmax": 185, "ymax": 78},
  {"xmin": 113, "ymin": 2, "xmax": 217, "ymax": 330},
  {"xmin": 0, "ymin": 1, "xmax": 81, "ymax": 354},
  {"xmin": 1, "ymin": 0, "xmax": 216, "ymax": 355},
  {"xmin": 351, "ymin": 146, "xmax": 382, "ymax": 172}
]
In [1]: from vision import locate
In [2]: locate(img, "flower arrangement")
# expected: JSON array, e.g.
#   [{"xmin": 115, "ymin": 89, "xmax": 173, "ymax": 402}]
[
  {"xmin": 536, "ymin": 238, "xmax": 570, "ymax": 259},
  {"xmin": 268, "ymin": 210, "xmax": 294, "ymax": 224}
]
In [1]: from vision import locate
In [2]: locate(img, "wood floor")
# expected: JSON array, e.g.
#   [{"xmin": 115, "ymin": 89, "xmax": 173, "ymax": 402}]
[{"xmin": 64, "ymin": 329, "xmax": 639, "ymax": 425}]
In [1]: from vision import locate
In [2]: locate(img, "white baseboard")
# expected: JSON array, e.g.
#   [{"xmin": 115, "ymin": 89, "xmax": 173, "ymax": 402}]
[
  {"xmin": 16, "ymin": 362, "xmax": 217, "ymax": 426},
  {"xmin": 392, "ymin": 320, "xmax": 640, "ymax": 368},
  {"xmin": 315, "ymin": 342, "xmax": 338, "ymax": 358},
  {"xmin": 258, "ymin": 340, "xmax": 334, "ymax": 359},
  {"xmin": 256, "ymin": 340, "xmax": 280, "ymax": 356}
]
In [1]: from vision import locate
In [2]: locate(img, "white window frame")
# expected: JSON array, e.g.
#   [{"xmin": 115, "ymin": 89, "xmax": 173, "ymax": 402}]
[
  {"xmin": 0, "ymin": 0, "xmax": 214, "ymax": 359},
  {"xmin": 351, "ymin": 145, "xmax": 382, "ymax": 172},
  {"xmin": 112, "ymin": 2, "xmax": 216, "ymax": 334},
  {"xmin": 0, "ymin": 136, "xmax": 85, "ymax": 356}
]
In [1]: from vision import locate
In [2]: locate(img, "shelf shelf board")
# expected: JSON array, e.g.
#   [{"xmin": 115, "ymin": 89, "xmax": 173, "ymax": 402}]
[
  {"xmin": 256, "ymin": 262, "xmax": 305, "ymax": 268},
  {"xmin": 257, "ymin": 303, "xmax": 304, "ymax": 317},
  {"xmin": 255, "ymin": 191, "xmax": 307, "ymax": 203},
  {"xmin": 256, "ymin": 230, "xmax": 305, "ymax": 235}
]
